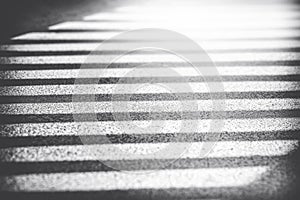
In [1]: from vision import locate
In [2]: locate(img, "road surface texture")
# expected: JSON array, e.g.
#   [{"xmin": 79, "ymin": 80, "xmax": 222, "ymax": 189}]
[{"xmin": 0, "ymin": 0, "xmax": 300, "ymax": 199}]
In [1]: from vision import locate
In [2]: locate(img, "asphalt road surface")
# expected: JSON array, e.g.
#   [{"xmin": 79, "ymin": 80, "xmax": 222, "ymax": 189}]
[{"xmin": 0, "ymin": 0, "xmax": 300, "ymax": 199}]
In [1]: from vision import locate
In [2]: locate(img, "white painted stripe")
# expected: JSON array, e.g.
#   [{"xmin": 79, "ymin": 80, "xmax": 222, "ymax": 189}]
[
  {"xmin": 114, "ymin": 5, "xmax": 298, "ymax": 13},
  {"xmin": 1, "ymin": 118, "xmax": 299, "ymax": 137},
  {"xmin": 0, "ymin": 82, "xmax": 299, "ymax": 96},
  {"xmin": 1, "ymin": 99, "xmax": 300, "ymax": 114},
  {"xmin": 11, "ymin": 30, "xmax": 300, "ymax": 40},
  {"xmin": 84, "ymin": 11, "xmax": 300, "ymax": 21},
  {"xmin": 48, "ymin": 21, "xmax": 300, "ymax": 30},
  {"xmin": 2, "ymin": 40, "xmax": 300, "ymax": 51},
  {"xmin": 1, "ymin": 66, "xmax": 299, "ymax": 79},
  {"xmin": 0, "ymin": 43, "xmax": 100, "ymax": 51},
  {"xmin": 0, "ymin": 140, "xmax": 297, "ymax": 162},
  {"xmin": 12, "ymin": 32, "xmax": 119, "ymax": 41},
  {"xmin": 1, "ymin": 53, "xmax": 300, "ymax": 64},
  {"xmin": 1, "ymin": 166, "xmax": 268, "ymax": 191}
]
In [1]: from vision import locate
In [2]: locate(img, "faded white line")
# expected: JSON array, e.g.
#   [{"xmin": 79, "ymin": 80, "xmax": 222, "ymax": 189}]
[
  {"xmin": 1, "ymin": 99, "xmax": 300, "ymax": 114},
  {"xmin": 0, "ymin": 118, "xmax": 299, "ymax": 137},
  {"xmin": 1, "ymin": 53, "xmax": 300, "ymax": 64},
  {"xmin": 1, "ymin": 66, "xmax": 300, "ymax": 79},
  {"xmin": 11, "ymin": 30, "xmax": 300, "ymax": 40},
  {"xmin": 114, "ymin": 4, "xmax": 298, "ymax": 13},
  {"xmin": 84, "ymin": 11, "xmax": 300, "ymax": 20},
  {"xmin": 48, "ymin": 21, "xmax": 300, "ymax": 30},
  {"xmin": 2, "ymin": 40, "xmax": 300, "ymax": 51},
  {"xmin": 0, "ymin": 166, "xmax": 268, "ymax": 191},
  {"xmin": 0, "ymin": 82, "xmax": 299, "ymax": 95},
  {"xmin": 0, "ymin": 140, "xmax": 297, "ymax": 162}
]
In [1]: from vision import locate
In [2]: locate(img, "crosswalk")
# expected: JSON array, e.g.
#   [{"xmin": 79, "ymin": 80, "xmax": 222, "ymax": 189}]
[{"xmin": 0, "ymin": 0, "xmax": 300, "ymax": 199}]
